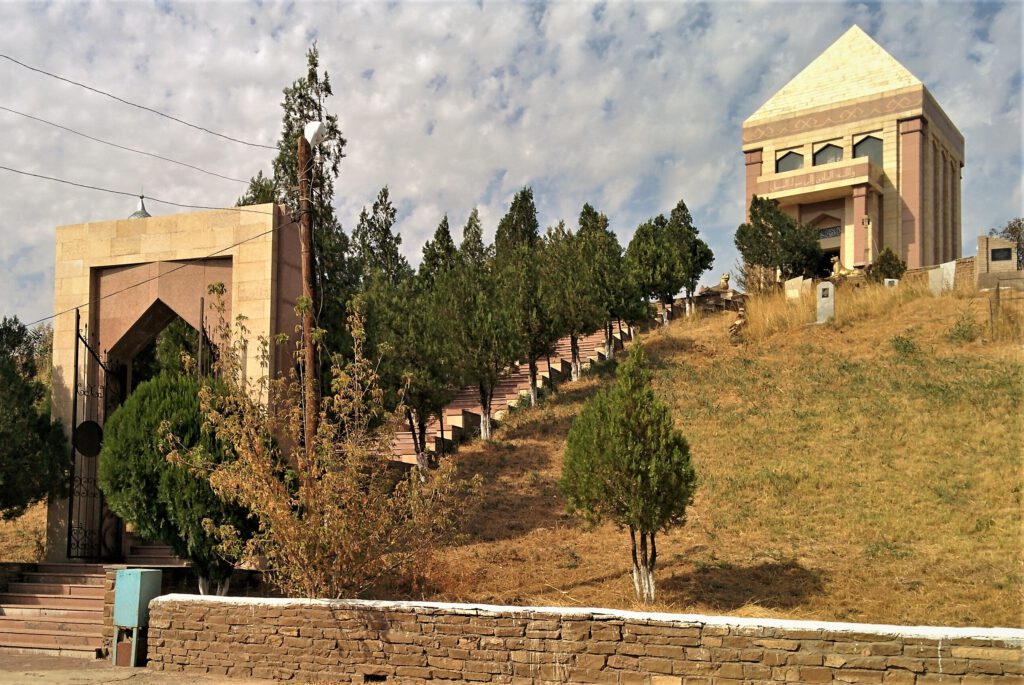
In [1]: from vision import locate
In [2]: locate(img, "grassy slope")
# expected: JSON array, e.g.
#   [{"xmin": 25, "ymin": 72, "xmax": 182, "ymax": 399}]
[
  {"xmin": 423, "ymin": 289, "xmax": 1023, "ymax": 628},
  {"xmin": 0, "ymin": 502, "xmax": 46, "ymax": 563}
]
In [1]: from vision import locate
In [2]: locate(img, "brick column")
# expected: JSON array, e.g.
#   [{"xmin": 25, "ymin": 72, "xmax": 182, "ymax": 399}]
[
  {"xmin": 899, "ymin": 117, "xmax": 926, "ymax": 269},
  {"xmin": 744, "ymin": 149, "xmax": 763, "ymax": 221},
  {"xmin": 852, "ymin": 185, "xmax": 870, "ymax": 267}
]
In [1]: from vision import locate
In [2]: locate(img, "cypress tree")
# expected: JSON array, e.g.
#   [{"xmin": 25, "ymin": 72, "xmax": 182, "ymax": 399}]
[{"xmin": 561, "ymin": 343, "xmax": 697, "ymax": 603}]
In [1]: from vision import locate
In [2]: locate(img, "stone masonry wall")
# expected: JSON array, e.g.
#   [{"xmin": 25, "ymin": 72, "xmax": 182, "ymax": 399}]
[{"xmin": 147, "ymin": 596, "xmax": 1022, "ymax": 684}]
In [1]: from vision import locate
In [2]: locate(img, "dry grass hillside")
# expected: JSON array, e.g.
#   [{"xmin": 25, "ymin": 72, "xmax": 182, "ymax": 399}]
[{"xmin": 420, "ymin": 285, "xmax": 1023, "ymax": 628}]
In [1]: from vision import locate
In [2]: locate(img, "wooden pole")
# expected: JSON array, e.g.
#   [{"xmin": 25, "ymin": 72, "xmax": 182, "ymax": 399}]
[{"xmin": 297, "ymin": 134, "xmax": 319, "ymax": 452}]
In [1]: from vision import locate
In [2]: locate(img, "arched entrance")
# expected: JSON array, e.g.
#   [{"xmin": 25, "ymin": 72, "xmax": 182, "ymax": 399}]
[{"xmin": 48, "ymin": 204, "xmax": 301, "ymax": 561}]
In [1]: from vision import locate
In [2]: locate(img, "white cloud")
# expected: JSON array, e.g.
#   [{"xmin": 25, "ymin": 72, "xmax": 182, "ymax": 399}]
[{"xmin": 0, "ymin": 0, "xmax": 1020, "ymax": 325}]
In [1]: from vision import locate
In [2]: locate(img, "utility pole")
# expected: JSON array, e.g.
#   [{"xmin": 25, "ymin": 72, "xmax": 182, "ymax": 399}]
[{"xmin": 297, "ymin": 133, "xmax": 318, "ymax": 452}]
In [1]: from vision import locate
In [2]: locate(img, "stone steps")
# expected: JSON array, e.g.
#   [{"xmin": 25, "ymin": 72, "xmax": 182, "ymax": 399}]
[{"xmin": 0, "ymin": 563, "xmax": 107, "ymax": 659}]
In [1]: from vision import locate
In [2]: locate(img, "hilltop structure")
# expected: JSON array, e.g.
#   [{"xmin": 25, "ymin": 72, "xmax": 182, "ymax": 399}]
[{"xmin": 742, "ymin": 25, "xmax": 964, "ymax": 270}]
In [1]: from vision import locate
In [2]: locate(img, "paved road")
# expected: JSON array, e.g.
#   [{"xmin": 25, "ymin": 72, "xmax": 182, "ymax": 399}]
[{"xmin": 0, "ymin": 654, "xmax": 271, "ymax": 685}]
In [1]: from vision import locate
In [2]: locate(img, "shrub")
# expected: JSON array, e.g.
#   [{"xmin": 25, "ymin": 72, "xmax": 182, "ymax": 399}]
[
  {"xmin": 866, "ymin": 248, "xmax": 907, "ymax": 282},
  {"xmin": 98, "ymin": 373, "xmax": 252, "ymax": 594}
]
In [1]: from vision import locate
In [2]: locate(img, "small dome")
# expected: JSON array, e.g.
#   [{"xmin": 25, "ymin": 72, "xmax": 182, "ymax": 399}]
[{"xmin": 128, "ymin": 196, "xmax": 151, "ymax": 219}]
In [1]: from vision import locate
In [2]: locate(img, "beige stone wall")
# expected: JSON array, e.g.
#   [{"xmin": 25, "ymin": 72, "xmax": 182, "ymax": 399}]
[{"xmin": 147, "ymin": 596, "xmax": 1023, "ymax": 683}]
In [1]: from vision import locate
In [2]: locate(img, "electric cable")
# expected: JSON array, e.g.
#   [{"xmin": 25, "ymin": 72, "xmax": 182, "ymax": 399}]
[
  {"xmin": 0, "ymin": 164, "xmax": 273, "ymax": 215},
  {"xmin": 0, "ymin": 105, "xmax": 249, "ymax": 184},
  {"xmin": 0, "ymin": 53, "xmax": 276, "ymax": 150}
]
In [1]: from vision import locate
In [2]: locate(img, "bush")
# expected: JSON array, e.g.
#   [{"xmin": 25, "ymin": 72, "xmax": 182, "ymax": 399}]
[
  {"xmin": 0, "ymin": 317, "xmax": 68, "ymax": 521},
  {"xmin": 866, "ymin": 248, "xmax": 907, "ymax": 282},
  {"xmin": 98, "ymin": 373, "xmax": 251, "ymax": 594}
]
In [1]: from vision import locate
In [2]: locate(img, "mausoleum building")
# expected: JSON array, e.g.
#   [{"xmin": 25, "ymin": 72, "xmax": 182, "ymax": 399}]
[{"xmin": 742, "ymin": 25, "xmax": 964, "ymax": 270}]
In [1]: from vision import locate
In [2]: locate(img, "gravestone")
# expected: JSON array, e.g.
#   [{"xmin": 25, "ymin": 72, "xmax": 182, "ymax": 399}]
[
  {"xmin": 816, "ymin": 282, "xmax": 835, "ymax": 324},
  {"xmin": 883, "ymin": 278, "xmax": 899, "ymax": 288},
  {"xmin": 784, "ymin": 276, "xmax": 804, "ymax": 301}
]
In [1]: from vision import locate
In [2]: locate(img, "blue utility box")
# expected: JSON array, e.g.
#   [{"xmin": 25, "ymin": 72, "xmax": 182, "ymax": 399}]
[{"xmin": 112, "ymin": 569, "xmax": 163, "ymax": 667}]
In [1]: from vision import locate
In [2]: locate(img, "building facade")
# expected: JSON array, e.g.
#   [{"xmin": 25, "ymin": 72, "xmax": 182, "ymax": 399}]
[{"xmin": 742, "ymin": 25, "xmax": 964, "ymax": 270}]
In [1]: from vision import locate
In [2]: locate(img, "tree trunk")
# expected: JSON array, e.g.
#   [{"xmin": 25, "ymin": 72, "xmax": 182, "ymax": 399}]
[
  {"xmin": 546, "ymin": 353, "xmax": 556, "ymax": 393},
  {"xmin": 405, "ymin": 409, "xmax": 420, "ymax": 455},
  {"xmin": 479, "ymin": 385, "xmax": 492, "ymax": 441},
  {"xmin": 197, "ymin": 575, "xmax": 210, "ymax": 596},
  {"xmin": 570, "ymin": 334, "xmax": 581, "ymax": 381},
  {"xmin": 528, "ymin": 356, "xmax": 538, "ymax": 407},
  {"xmin": 417, "ymin": 415, "xmax": 428, "ymax": 462},
  {"xmin": 438, "ymin": 412, "xmax": 446, "ymax": 457},
  {"xmin": 629, "ymin": 527, "xmax": 642, "ymax": 601},
  {"xmin": 216, "ymin": 573, "xmax": 232, "ymax": 597},
  {"xmin": 604, "ymin": 322, "xmax": 614, "ymax": 360}
]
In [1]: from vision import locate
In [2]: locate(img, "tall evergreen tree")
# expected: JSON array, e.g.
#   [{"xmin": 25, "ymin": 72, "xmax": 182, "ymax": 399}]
[
  {"xmin": 560, "ymin": 343, "xmax": 696, "ymax": 603},
  {"xmin": 352, "ymin": 186, "xmax": 411, "ymax": 285},
  {"xmin": 240, "ymin": 43, "xmax": 356, "ymax": 360},
  {"xmin": 495, "ymin": 187, "xmax": 558, "ymax": 407},
  {"xmin": 625, "ymin": 199, "xmax": 713, "ymax": 322},
  {"xmin": 544, "ymin": 221, "xmax": 603, "ymax": 381},
  {"xmin": 577, "ymin": 203, "xmax": 645, "ymax": 358},
  {"xmin": 451, "ymin": 209, "xmax": 519, "ymax": 440},
  {"xmin": 735, "ymin": 195, "xmax": 823, "ymax": 286},
  {"xmin": 420, "ymin": 215, "xmax": 458, "ymax": 286}
]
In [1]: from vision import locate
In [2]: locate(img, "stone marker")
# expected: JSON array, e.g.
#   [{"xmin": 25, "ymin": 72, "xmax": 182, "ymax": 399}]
[
  {"xmin": 784, "ymin": 276, "xmax": 804, "ymax": 301},
  {"xmin": 884, "ymin": 278, "xmax": 899, "ymax": 288},
  {"xmin": 816, "ymin": 281, "xmax": 835, "ymax": 324}
]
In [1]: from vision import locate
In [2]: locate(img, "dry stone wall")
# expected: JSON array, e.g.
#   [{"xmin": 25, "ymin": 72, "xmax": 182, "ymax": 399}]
[{"xmin": 147, "ymin": 595, "xmax": 1022, "ymax": 684}]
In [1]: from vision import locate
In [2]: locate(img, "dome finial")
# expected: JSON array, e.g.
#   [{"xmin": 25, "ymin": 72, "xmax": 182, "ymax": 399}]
[{"xmin": 128, "ymin": 195, "xmax": 151, "ymax": 219}]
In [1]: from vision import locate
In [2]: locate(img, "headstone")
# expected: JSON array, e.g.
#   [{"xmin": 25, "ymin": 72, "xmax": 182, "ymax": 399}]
[
  {"xmin": 784, "ymin": 276, "xmax": 804, "ymax": 301},
  {"xmin": 883, "ymin": 278, "xmax": 899, "ymax": 288},
  {"xmin": 928, "ymin": 267, "xmax": 944, "ymax": 296},
  {"xmin": 940, "ymin": 260, "xmax": 956, "ymax": 291},
  {"xmin": 816, "ymin": 282, "xmax": 835, "ymax": 324}
]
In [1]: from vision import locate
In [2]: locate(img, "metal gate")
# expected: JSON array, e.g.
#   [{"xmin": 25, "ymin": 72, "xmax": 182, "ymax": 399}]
[{"xmin": 66, "ymin": 308, "xmax": 123, "ymax": 560}]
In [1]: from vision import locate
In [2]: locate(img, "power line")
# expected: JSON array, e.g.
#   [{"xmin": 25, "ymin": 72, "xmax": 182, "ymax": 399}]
[
  {"xmin": 26, "ymin": 222, "xmax": 282, "ymax": 327},
  {"xmin": 0, "ymin": 164, "xmax": 275, "ymax": 215},
  {"xmin": 0, "ymin": 53, "xmax": 276, "ymax": 150},
  {"xmin": 0, "ymin": 105, "xmax": 249, "ymax": 185}
]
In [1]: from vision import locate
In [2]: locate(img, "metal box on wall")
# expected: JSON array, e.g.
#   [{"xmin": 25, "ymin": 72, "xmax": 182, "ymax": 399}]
[{"xmin": 112, "ymin": 569, "xmax": 163, "ymax": 667}]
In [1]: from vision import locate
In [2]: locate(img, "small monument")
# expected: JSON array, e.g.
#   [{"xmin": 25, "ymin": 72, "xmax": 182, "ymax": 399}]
[{"xmin": 816, "ymin": 281, "xmax": 835, "ymax": 324}]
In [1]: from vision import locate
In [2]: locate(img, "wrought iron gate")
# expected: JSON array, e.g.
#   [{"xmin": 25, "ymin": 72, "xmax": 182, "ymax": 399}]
[{"xmin": 66, "ymin": 308, "xmax": 123, "ymax": 560}]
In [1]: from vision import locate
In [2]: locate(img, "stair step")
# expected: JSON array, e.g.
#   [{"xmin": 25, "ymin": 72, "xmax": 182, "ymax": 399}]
[
  {"xmin": 20, "ymin": 572, "xmax": 105, "ymax": 586},
  {"xmin": 0, "ymin": 642, "xmax": 102, "ymax": 659},
  {"xmin": 0, "ymin": 616, "xmax": 104, "ymax": 633},
  {"xmin": 0, "ymin": 606, "xmax": 103, "ymax": 619},
  {"xmin": 34, "ymin": 564, "xmax": 106, "ymax": 575},
  {"xmin": 0, "ymin": 627, "xmax": 104, "ymax": 646},
  {"xmin": 6, "ymin": 583, "xmax": 105, "ymax": 599},
  {"xmin": 0, "ymin": 594, "xmax": 102, "ymax": 609}
]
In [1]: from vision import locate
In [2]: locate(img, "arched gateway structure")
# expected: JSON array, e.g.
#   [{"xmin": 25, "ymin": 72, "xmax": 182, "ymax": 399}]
[{"xmin": 46, "ymin": 203, "xmax": 301, "ymax": 562}]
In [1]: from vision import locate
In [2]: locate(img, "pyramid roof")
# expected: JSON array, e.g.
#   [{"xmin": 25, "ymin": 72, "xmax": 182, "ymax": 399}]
[{"xmin": 745, "ymin": 25, "xmax": 922, "ymax": 124}]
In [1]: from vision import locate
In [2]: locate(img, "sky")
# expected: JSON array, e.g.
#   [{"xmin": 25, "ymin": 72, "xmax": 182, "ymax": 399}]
[{"xmin": 0, "ymin": 0, "xmax": 1021, "ymax": 325}]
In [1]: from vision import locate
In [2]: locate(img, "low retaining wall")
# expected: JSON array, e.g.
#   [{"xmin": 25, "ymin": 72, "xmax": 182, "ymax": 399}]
[{"xmin": 147, "ymin": 595, "xmax": 1023, "ymax": 683}]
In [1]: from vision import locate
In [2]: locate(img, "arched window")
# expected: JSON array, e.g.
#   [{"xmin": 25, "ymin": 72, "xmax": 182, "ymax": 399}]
[
  {"xmin": 854, "ymin": 136, "xmax": 883, "ymax": 165},
  {"xmin": 776, "ymin": 151, "xmax": 803, "ymax": 173},
  {"xmin": 813, "ymin": 144, "xmax": 843, "ymax": 166}
]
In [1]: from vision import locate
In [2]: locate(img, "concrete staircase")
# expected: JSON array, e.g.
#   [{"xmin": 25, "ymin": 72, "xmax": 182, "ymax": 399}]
[
  {"xmin": 392, "ymin": 325, "xmax": 633, "ymax": 465},
  {"xmin": 0, "ymin": 563, "xmax": 105, "ymax": 658}
]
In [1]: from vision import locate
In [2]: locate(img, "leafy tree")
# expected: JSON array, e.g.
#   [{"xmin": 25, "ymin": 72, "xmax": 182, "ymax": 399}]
[
  {"xmin": 544, "ymin": 220, "xmax": 603, "ymax": 381},
  {"xmin": 130, "ymin": 316, "xmax": 211, "ymax": 388},
  {"xmin": 352, "ymin": 186, "xmax": 412, "ymax": 285},
  {"xmin": 235, "ymin": 170, "xmax": 275, "ymax": 207},
  {"xmin": 735, "ymin": 196, "xmax": 823, "ymax": 285},
  {"xmin": 865, "ymin": 247, "xmax": 908, "ymax": 282},
  {"xmin": 451, "ymin": 209, "xmax": 520, "ymax": 440},
  {"xmin": 989, "ymin": 217, "xmax": 1023, "ymax": 270},
  {"xmin": 561, "ymin": 343, "xmax": 696, "ymax": 603},
  {"xmin": 669, "ymin": 201, "xmax": 715, "ymax": 313},
  {"xmin": 495, "ymin": 187, "xmax": 558, "ymax": 407},
  {"xmin": 97, "ymin": 373, "xmax": 252, "ymax": 594},
  {"xmin": 0, "ymin": 317, "xmax": 68, "ymax": 521},
  {"xmin": 173, "ymin": 311, "xmax": 474, "ymax": 599}
]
